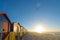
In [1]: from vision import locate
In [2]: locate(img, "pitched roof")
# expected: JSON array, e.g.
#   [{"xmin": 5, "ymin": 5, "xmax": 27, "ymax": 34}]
[
  {"xmin": 0, "ymin": 12, "xmax": 6, "ymax": 14},
  {"xmin": 0, "ymin": 12, "xmax": 11, "ymax": 23}
]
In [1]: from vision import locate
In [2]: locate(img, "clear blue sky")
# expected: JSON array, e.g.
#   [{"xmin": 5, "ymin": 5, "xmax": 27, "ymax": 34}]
[{"xmin": 0, "ymin": 0, "xmax": 60, "ymax": 32}]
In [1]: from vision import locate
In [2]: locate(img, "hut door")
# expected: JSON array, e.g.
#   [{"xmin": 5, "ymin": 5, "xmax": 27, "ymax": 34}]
[{"xmin": 2, "ymin": 22, "xmax": 9, "ymax": 40}]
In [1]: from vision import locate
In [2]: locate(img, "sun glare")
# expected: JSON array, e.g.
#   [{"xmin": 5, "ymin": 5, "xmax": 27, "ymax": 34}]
[{"xmin": 34, "ymin": 25, "xmax": 45, "ymax": 33}]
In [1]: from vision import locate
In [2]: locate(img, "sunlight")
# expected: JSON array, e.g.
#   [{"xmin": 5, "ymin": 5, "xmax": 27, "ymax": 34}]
[{"xmin": 34, "ymin": 25, "xmax": 45, "ymax": 33}]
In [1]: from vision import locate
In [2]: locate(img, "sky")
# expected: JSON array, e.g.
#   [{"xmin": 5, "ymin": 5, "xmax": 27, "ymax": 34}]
[{"xmin": 0, "ymin": 0, "xmax": 60, "ymax": 32}]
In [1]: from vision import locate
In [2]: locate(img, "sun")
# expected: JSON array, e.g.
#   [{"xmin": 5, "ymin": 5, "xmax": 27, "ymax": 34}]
[{"xmin": 34, "ymin": 25, "xmax": 45, "ymax": 33}]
